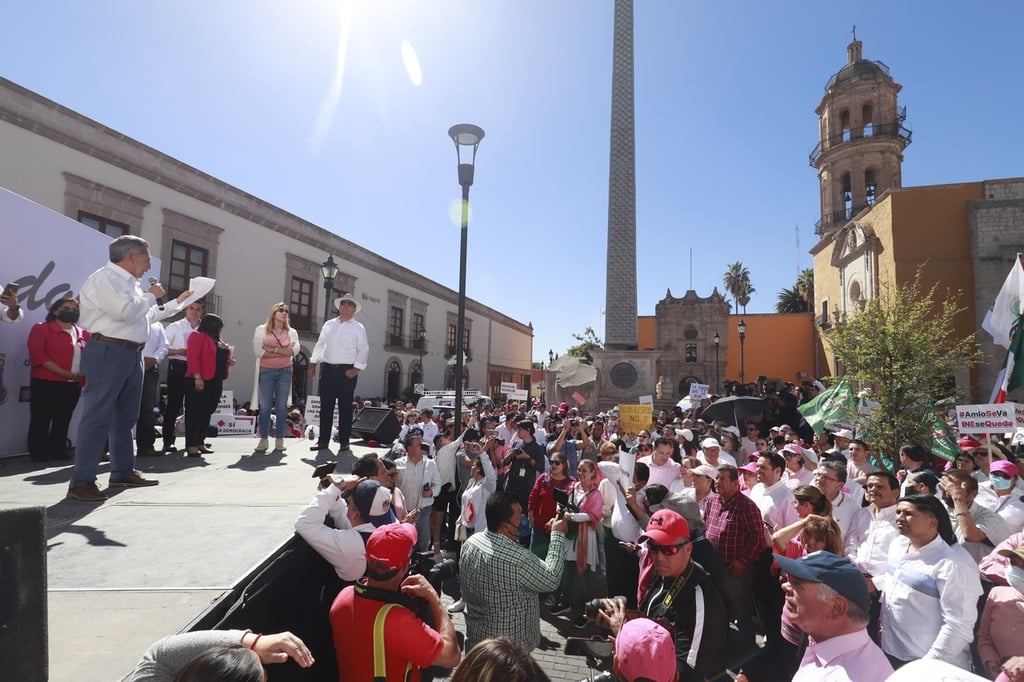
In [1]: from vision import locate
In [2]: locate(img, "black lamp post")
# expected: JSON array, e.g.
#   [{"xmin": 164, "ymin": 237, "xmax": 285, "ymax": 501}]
[
  {"xmin": 320, "ymin": 254, "xmax": 339, "ymax": 326},
  {"xmin": 713, "ymin": 331, "xmax": 720, "ymax": 393},
  {"xmin": 737, "ymin": 319, "xmax": 747, "ymax": 385},
  {"xmin": 418, "ymin": 328, "xmax": 426, "ymax": 386},
  {"xmin": 448, "ymin": 123, "xmax": 485, "ymax": 439},
  {"xmin": 548, "ymin": 349, "xmax": 554, "ymax": 364}
]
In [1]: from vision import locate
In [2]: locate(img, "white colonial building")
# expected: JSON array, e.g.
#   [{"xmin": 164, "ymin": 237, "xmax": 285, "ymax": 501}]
[{"xmin": 0, "ymin": 77, "xmax": 533, "ymax": 416}]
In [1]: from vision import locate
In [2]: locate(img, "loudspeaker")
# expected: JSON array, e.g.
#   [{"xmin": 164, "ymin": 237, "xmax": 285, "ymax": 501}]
[
  {"xmin": 350, "ymin": 407, "xmax": 400, "ymax": 444},
  {"xmin": 0, "ymin": 506, "xmax": 47, "ymax": 682}
]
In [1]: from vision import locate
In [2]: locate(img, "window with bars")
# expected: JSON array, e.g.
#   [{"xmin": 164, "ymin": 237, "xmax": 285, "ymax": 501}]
[
  {"xmin": 412, "ymin": 313, "xmax": 425, "ymax": 350},
  {"xmin": 389, "ymin": 306, "xmax": 404, "ymax": 347},
  {"xmin": 447, "ymin": 323, "xmax": 457, "ymax": 357},
  {"xmin": 168, "ymin": 240, "xmax": 208, "ymax": 297},
  {"xmin": 685, "ymin": 344, "xmax": 697, "ymax": 363},
  {"xmin": 289, "ymin": 276, "xmax": 313, "ymax": 331},
  {"xmin": 78, "ymin": 211, "xmax": 128, "ymax": 237}
]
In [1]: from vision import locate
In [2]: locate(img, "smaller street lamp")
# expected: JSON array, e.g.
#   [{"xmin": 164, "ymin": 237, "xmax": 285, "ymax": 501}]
[
  {"xmin": 737, "ymin": 319, "xmax": 747, "ymax": 385},
  {"xmin": 320, "ymin": 254, "xmax": 339, "ymax": 325},
  {"xmin": 713, "ymin": 331, "xmax": 720, "ymax": 393}
]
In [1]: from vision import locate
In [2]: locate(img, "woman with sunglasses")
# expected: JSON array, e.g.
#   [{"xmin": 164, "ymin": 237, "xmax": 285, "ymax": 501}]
[
  {"xmin": 26, "ymin": 297, "xmax": 88, "ymax": 462},
  {"xmin": 251, "ymin": 303, "xmax": 299, "ymax": 453},
  {"xmin": 528, "ymin": 453, "xmax": 577, "ymax": 561}
]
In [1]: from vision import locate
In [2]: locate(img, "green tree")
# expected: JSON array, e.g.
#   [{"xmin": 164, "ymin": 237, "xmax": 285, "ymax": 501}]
[
  {"xmin": 566, "ymin": 326, "xmax": 603, "ymax": 363},
  {"xmin": 823, "ymin": 271, "xmax": 980, "ymax": 464},
  {"xmin": 723, "ymin": 262, "xmax": 755, "ymax": 314},
  {"xmin": 776, "ymin": 268, "xmax": 815, "ymax": 313}
]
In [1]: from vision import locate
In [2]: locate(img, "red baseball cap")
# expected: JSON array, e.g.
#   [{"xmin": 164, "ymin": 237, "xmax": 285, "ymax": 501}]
[
  {"xmin": 365, "ymin": 523, "xmax": 417, "ymax": 572},
  {"xmin": 638, "ymin": 509, "xmax": 690, "ymax": 546}
]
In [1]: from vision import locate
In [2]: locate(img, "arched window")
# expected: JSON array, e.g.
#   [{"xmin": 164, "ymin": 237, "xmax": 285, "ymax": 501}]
[
  {"xmin": 386, "ymin": 359, "xmax": 402, "ymax": 401},
  {"xmin": 409, "ymin": 361, "xmax": 423, "ymax": 389},
  {"xmin": 292, "ymin": 351, "xmax": 309, "ymax": 406},
  {"xmin": 841, "ymin": 173, "xmax": 853, "ymax": 216},
  {"xmin": 862, "ymin": 103, "xmax": 874, "ymax": 137},
  {"xmin": 865, "ymin": 169, "xmax": 877, "ymax": 205},
  {"xmin": 840, "ymin": 109, "xmax": 851, "ymax": 142}
]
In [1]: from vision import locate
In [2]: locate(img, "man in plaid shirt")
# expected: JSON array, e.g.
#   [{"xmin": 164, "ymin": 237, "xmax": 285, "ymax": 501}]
[
  {"xmin": 459, "ymin": 490, "xmax": 568, "ymax": 651},
  {"xmin": 703, "ymin": 463, "xmax": 766, "ymax": 651}
]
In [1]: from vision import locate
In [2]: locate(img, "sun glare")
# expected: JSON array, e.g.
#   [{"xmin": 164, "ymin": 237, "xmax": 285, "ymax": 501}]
[
  {"xmin": 401, "ymin": 40, "xmax": 423, "ymax": 86},
  {"xmin": 448, "ymin": 199, "xmax": 473, "ymax": 227}
]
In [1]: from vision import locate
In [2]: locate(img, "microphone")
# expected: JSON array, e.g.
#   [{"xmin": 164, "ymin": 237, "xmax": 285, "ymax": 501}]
[{"xmin": 148, "ymin": 277, "xmax": 166, "ymax": 311}]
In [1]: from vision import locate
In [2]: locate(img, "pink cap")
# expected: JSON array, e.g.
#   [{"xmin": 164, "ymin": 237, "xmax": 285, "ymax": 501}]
[
  {"xmin": 990, "ymin": 459, "xmax": 1018, "ymax": 477},
  {"xmin": 615, "ymin": 617, "xmax": 677, "ymax": 682}
]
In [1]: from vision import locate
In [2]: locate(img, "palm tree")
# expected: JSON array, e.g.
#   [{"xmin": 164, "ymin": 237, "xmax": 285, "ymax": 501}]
[
  {"xmin": 775, "ymin": 286, "xmax": 810, "ymax": 313},
  {"xmin": 796, "ymin": 268, "xmax": 814, "ymax": 312},
  {"xmin": 776, "ymin": 268, "xmax": 814, "ymax": 313},
  {"xmin": 729, "ymin": 262, "xmax": 753, "ymax": 313},
  {"xmin": 722, "ymin": 262, "xmax": 754, "ymax": 314}
]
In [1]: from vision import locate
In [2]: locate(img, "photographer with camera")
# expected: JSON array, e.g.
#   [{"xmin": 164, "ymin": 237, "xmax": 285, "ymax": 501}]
[
  {"xmin": 330, "ymin": 523, "xmax": 461, "ymax": 681},
  {"xmin": 594, "ymin": 509, "xmax": 727, "ymax": 682},
  {"xmin": 548, "ymin": 416, "xmax": 590, "ymax": 473},
  {"xmin": 460, "ymin": 490, "xmax": 569, "ymax": 652}
]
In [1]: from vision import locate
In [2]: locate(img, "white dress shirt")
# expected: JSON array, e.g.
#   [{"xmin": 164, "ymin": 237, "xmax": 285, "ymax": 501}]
[
  {"xmin": 310, "ymin": 317, "xmax": 369, "ymax": 369},
  {"xmin": 750, "ymin": 479, "xmax": 800, "ymax": 534},
  {"xmin": 165, "ymin": 317, "xmax": 199, "ymax": 362},
  {"xmin": 395, "ymin": 455, "xmax": 441, "ymax": 510},
  {"xmin": 79, "ymin": 262, "xmax": 181, "ymax": 342},
  {"xmin": 143, "ymin": 321, "xmax": 169, "ymax": 362},
  {"xmin": 293, "ymin": 487, "xmax": 373, "ymax": 581},
  {"xmin": 0, "ymin": 304, "xmax": 23, "ymax": 322},
  {"xmin": 845, "ymin": 503, "xmax": 899, "ymax": 589},
  {"xmin": 880, "ymin": 534, "xmax": 983, "ymax": 667}
]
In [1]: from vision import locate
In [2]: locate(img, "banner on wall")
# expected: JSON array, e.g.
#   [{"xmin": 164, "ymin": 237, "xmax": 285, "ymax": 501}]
[{"xmin": 0, "ymin": 187, "xmax": 149, "ymax": 457}]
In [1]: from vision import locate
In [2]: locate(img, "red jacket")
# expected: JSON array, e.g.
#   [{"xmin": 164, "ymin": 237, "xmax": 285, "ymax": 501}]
[
  {"xmin": 186, "ymin": 332, "xmax": 231, "ymax": 381},
  {"xmin": 27, "ymin": 320, "xmax": 89, "ymax": 386}
]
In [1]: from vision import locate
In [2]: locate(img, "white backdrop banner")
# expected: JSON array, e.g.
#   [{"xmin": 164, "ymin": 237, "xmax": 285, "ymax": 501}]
[{"xmin": 0, "ymin": 187, "xmax": 161, "ymax": 457}]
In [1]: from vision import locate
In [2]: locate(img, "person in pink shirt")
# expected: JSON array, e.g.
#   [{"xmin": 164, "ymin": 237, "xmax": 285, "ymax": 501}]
[
  {"xmin": 978, "ymin": 546, "xmax": 1024, "ymax": 680},
  {"xmin": 775, "ymin": 551, "xmax": 893, "ymax": 681}
]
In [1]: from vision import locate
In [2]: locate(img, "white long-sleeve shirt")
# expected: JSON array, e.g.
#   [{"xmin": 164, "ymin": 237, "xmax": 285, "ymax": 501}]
[
  {"xmin": 749, "ymin": 478, "xmax": 800, "ymax": 534},
  {"xmin": 164, "ymin": 317, "xmax": 198, "ymax": 363},
  {"xmin": 845, "ymin": 503, "xmax": 900, "ymax": 590},
  {"xmin": 880, "ymin": 534, "xmax": 983, "ymax": 667},
  {"xmin": 395, "ymin": 454, "xmax": 441, "ymax": 510},
  {"xmin": 143, "ymin": 322, "xmax": 169, "ymax": 362},
  {"xmin": 293, "ymin": 486, "xmax": 374, "ymax": 582},
  {"xmin": 310, "ymin": 317, "xmax": 368, "ymax": 369},
  {"xmin": 459, "ymin": 453, "xmax": 496, "ymax": 533},
  {"xmin": 79, "ymin": 262, "xmax": 182, "ymax": 342}
]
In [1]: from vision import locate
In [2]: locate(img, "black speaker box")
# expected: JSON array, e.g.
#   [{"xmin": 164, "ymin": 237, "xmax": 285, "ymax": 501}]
[
  {"xmin": 0, "ymin": 506, "xmax": 47, "ymax": 682},
  {"xmin": 350, "ymin": 407, "xmax": 400, "ymax": 444}
]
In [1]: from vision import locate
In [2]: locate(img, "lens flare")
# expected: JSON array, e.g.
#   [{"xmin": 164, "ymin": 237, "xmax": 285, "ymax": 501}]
[
  {"xmin": 448, "ymin": 199, "xmax": 473, "ymax": 226},
  {"xmin": 402, "ymin": 40, "xmax": 423, "ymax": 86}
]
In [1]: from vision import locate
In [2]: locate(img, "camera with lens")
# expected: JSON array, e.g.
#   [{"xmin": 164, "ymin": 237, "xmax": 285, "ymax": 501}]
[
  {"xmin": 583, "ymin": 595, "xmax": 626, "ymax": 619},
  {"xmin": 410, "ymin": 551, "xmax": 460, "ymax": 600}
]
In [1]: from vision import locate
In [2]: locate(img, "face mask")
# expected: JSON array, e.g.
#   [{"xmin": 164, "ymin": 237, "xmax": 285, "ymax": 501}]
[
  {"xmin": 57, "ymin": 309, "xmax": 80, "ymax": 323},
  {"xmin": 992, "ymin": 475, "xmax": 1014, "ymax": 491},
  {"xmin": 1006, "ymin": 565, "xmax": 1024, "ymax": 595}
]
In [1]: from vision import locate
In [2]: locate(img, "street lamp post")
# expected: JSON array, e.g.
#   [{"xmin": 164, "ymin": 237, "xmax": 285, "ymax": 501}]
[
  {"xmin": 548, "ymin": 349, "xmax": 554, "ymax": 364},
  {"xmin": 320, "ymin": 254, "xmax": 339, "ymax": 327},
  {"xmin": 418, "ymin": 328, "xmax": 426, "ymax": 387},
  {"xmin": 713, "ymin": 331, "xmax": 720, "ymax": 393},
  {"xmin": 448, "ymin": 123, "xmax": 485, "ymax": 439},
  {"xmin": 737, "ymin": 319, "xmax": 747, "ymax": 386}
]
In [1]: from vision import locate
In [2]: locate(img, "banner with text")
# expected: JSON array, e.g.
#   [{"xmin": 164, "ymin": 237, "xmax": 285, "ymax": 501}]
[
  {"xmin": 210, "ymin": 414, "xmax": 257, "ymax": 436},
  {"xmin": 500, "ymin": 382, "xmax": 518, "ymax": 395},
  {"xmin": 688, "ymin": 383, "xmax": 710, "ymax": 400},
  {"xmin": 956, "ymin": 403, "xmax": 1022, "ymax": 434},
  {"xmin": 0, "ymin": 187, "xmax": 155, "ymax": 458},
  {"xmin": 617, "ymin": 404, "xmax": 651, "ymax": 434}
]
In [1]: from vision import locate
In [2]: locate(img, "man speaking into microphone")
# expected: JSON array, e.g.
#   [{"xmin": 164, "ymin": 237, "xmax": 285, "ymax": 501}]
[{"xmin": 67, "ymin": 236, "xmax": 191, "ymax": 503}]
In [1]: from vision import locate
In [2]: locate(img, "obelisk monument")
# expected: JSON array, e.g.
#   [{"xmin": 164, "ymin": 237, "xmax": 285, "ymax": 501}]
[
  {"xmin": 592, "ymin": 0, "xmax": 659, "ymax": 409},
  {"xmin": 603, "ymin": 0, "xmax": 638, "ymax": 350}
]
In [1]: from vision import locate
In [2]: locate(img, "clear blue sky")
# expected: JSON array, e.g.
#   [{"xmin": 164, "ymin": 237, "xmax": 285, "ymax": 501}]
[{"xmin": 4, "ymin": 1, "xmax": 1022, "ymax": 364}]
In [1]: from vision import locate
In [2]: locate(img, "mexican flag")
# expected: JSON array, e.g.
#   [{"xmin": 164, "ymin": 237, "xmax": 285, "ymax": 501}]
[
  {"xmin": 798, "ymin": 376, "xmax": 856, "ymax": 434},
  {"xmin": 991, "ymin": 315, "xmax": 1024, "ymax": 403}
]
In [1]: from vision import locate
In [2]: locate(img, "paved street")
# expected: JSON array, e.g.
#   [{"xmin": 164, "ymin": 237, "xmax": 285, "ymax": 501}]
[{"xmin": 0, "ymin": 436, "xmax": 602, "ymax": 682}]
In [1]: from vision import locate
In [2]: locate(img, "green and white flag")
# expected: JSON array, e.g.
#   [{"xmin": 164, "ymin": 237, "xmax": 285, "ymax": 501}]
[{"xmin": 798, "ymin": 377, "xmax": 857, "ymax": 435}]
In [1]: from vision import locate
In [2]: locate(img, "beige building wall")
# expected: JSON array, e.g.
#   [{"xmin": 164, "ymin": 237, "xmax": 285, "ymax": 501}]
[{"xmin": 0, "ymin": 78, "xmax": 532, "ymax": 404}]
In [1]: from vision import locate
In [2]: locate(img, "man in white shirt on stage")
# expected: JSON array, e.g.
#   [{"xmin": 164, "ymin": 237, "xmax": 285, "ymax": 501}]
[{"xmin": 308, "ymin": 293, "xmax": 369, "ymax": 452}]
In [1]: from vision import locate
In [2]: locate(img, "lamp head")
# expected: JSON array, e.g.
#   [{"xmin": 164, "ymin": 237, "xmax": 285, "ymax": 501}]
[{"xmin": 449, "ymin": 124, "xmax": 485, "ymax": 188}]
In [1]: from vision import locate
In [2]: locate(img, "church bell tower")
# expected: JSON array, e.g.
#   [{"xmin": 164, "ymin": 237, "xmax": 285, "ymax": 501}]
[{"xmin": 811, "ymin": 33, "xmax": 912, "ymax": 238}]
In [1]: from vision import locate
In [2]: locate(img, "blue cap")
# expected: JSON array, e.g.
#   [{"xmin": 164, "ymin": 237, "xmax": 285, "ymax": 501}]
[{"xmin": 773, "ymin": 550, "xmax": 870, "ymax": 613}]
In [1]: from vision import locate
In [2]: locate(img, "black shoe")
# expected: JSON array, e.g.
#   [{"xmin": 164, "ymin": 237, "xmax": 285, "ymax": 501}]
[
  {"xmin": 310, "ymin": 443, "xmax": 330, "ymax": 451},
  {"xmin": 199, "ymin": 447, "xmax": 214, "ymax": 454},
  {"xmin": 573, "ymin": 615, "xmax": 587, "ymax": 629},
  {"xmin": 161, "ymin": 444, "xmax": 177, "ymax": 454}
]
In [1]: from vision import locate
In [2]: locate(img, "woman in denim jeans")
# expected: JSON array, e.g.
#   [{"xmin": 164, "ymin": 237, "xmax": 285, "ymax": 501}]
[{"xmin": 251, "ymin": 302, "xmax": 299, "ymax": 452}]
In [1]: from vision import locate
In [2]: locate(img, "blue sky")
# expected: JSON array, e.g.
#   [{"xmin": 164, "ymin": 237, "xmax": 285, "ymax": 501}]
[{"xmin": 4, "ymin": 1, "xmax": 1023, "ymax": 363}]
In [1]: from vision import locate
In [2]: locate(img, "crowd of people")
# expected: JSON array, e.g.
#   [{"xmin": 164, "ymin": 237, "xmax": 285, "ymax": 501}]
[{"xmin": 7, "ymin": 237, "xmax": 1024, "ymax": 680}]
